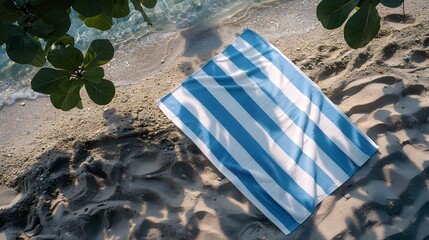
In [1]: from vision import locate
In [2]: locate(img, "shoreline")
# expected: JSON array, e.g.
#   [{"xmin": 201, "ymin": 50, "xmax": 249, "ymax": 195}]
[
  {"xmin": 1, "ymin": 0, "xmax": 429, "ymax": 238},
  {"xmin": 0, "ymin": 0, "xmax": 320, "ymax": 109}
]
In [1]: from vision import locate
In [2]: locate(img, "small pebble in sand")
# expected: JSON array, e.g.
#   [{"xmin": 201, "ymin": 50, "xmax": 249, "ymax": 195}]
[
  {"xmin": 20, "ymin": 102, "xmax": 26, "ymax": 106},
  {"xmin": 344, "ymin": 193, "xmax": 351, "ymax": 200},
  {"xmin": 403, "ymin": 55, "xmax": 411, "ymax": 62}
]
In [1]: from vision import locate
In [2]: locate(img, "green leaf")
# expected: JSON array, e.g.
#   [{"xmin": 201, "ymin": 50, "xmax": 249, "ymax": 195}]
[
  {"xmin": 76, "ymin": 100, "xmax": 83, "ymax": 109},
  {"xmin": 100, "ymin": 0, "xmax": 113, "ymax": 15},
  {"xmin": 97, "ymin": 0, "xmax": 129, "ymax": 18},
  {"xmin": 317, "ymin": 0, "xmax": 359, "ymax": 29},
  {"xmin": 380, "ymin": 0, "xmax": 404, "ymax": 8},
  {"xmin": 50, "ymin": 79, "xmax": 83, "ymax": 111},
  {"xmin": 40, "ymin": 8, "xmax": 71, "ymax": 39},
  {"xmin": 82, "ymin": 67, "xmax": 104, "ymax": 83},
  {"xmin": 47, "ymin": 45, "xmax": 84, "ymax": 70},
  {"xmin": 141, "ymin": 0, "xmax": 157, "ymax": 8},
  {"xmin": 28, "ymin": 0, "xmax": 72, "ymax": 14},
  {"xmin": 131, "ymin": 0, "xmax": 152, "ymax": 25},
  {"xmin": 344, "ymin": 0, "xmax": 381, "ymax": 49},
  {"xmin": 83, "ymin": 39, "xmax": 114, "ymax": 68},
  {"xmin": 26, "ymin": 15, "xmax": 55, "ymax": 38},
  {"xmin": 0, "ymin": 22, "xmax": 9, "ymax": 45},
  {"xmin": 81, "ymin": 13, "xmax": 113, "ymax": 31},
  {"xmin": 0, "ymin": 0, "xmax": 22, "ymax": 24},
  {"xmin": 31, "ymin": 68, "xmax": 69, "ymax": 94},
  {"xmin": 84, "ymin": 79, "xmax": 115, "ymax": 105},
  {"xmin": 72, "ymin": 0, "xmax": 102, "ymax": 17},
  {"xmin": 112, "ymin": 0, "xmax": 130, "ymax": 18},
  {"xmin": 30, "ymin": 45, "xmax": 46, "ymax": 67},
  {"xmin": 6, "ymin": 26, "xmax": 40, "ymax": 64},
  {"xmin": 44, "ymin": 34, "xmax": 74, "ymax": 54},
  {"xmin": 12, "ymin": 0, "xmax": 26, "ymax": 6}
]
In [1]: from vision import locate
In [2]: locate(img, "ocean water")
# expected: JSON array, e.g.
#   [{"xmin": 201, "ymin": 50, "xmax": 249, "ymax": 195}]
[{"xmin": 0, "ymin": 0, "xmax": 319, "ymax": 109}]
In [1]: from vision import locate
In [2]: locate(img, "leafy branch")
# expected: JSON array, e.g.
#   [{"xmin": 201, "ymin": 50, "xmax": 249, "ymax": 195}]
[
  {"xmin": 0, "ymin": 0, "xmax": 157, "ymax": 110},
  {"xmin": 317, "ymin": 0, "xmax": 405, "ymax": 49}
]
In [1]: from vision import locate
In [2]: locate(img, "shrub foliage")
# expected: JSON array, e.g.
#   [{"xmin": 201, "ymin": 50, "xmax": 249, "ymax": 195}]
[
  {"xmin": 317, "ymin": 0, "xmax": 405, "ymax": 49},
  {"xmin": 0, "ymin": 0, "xmax": 157, "ymax": 110}
]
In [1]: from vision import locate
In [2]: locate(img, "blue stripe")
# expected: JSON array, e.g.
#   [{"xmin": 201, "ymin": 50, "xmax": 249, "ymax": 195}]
[
  {"xmin": 182, "ymin": 76, "xmax": 315, "ymax": 212},
  {"xmin": 222, "ymin": 45, "xmax": 358, "ymax": 176},
  {"xmin": 201, "ymin": 61, "xmax": 336, "ymax": 192},
  {"xmin": 239, "ymin": 29, "xmax": 377, "ymax": 157},
  {"xmin": 161, "ymin": 94, "xmax": 299, "ymax": 231}
]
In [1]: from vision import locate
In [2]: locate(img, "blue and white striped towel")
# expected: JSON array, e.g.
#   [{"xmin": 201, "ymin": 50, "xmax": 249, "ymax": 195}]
[{"xmin": 157, "ymin": 29, "xmax": 378, "ymax": 235}]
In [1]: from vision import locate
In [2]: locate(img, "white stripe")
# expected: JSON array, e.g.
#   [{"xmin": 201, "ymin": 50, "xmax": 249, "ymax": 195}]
[
  {"xmin": 191, "ymin": 70, "xmax": 326, "ymax": 200},
  {"xmin": 230, "ymin": 37, "xmax": 369, "ymax": 166},
  {"xmin": 264, "ymin": 34, "xmax": 379, "ymax": 157},
  {"xmin": 213, "ymin": 53, "xmax": 349, "ymax": 187},
  {"xmin": 170, "ymin": 87, "xmax": 311, "ymax": 223},
  {"xmin": 157, "ymin": 102, "xmax": 292, "ymax": 235}
]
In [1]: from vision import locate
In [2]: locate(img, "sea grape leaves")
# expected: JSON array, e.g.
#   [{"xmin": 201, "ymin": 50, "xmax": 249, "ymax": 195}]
[
  {"xmin": 31, "ymin": 68, "xmax": 70, "ymax": 94},
  {"xmin": 44, "ymin": 34, "xmax": 75, "ymax": 54},
  {"xmin": 47, "ymin": 45, "xmax": 84, "ymax": 70},
  {"xmin": 27, "ymin": 0, "xmax": 72, "ymax": 15},
  {"xmin": 40, "ymin": 8, "xmax": 71, "ymax": 39},
  {"xmin": 380, "ymin": 0, "xmax": 404, "ymax": 8},
  {"xmin": 0, "ymin": 22, "xmax": 9, "ymax": 45},
  {"xmin": 0, "ymin": 0, "xmax": 156, "ymax": 110},
  {"xmin": 0, "ymin": 0, "xmax": 23, "ymax": 24},
  {"xmin": 82, "ymin": 67, "xmax": 104, "ymax": 83},
  {"xmin": 83, "ymin": 39, "xmax": 114, "ymax": 68},
  {"xmin": 80, "ymin": 13, "xmax": 113, "ymax": 31},
  {"xmin": 72, "ymin": 0, "xmax": 102, "ymax": 17},
  {"xmin": 32, "ymin": 39, "xmax": 115, "ymax": 110},
  {"xmin": 131, "ymin": 0, "xmax": 152, "ymax": 25},
  {"xmin": 50, "ymin": 79, "xmax": 84, "ymax": 111},
  {"xmin": 79, "ymin": 0, "xmax": 131, "ymax": 30},
  {"xmin": 84, "ymin": 79, "xmax": 115, "ymax": 105},
  {"xmin": 344, "ymin": 0, "xmax": 381, "ymax": 49},
  {"xmin": 112, "ymin": 0, "xmax": 130, "ymax": 18},
  {"xmin": 24, "ymin": 15, "xmax": 55, "ymax": 38},
  {"xmin": 317, "ymin": 0, "xmax": 359, "ymax": 29},
  {"xmin": 5, "ymin": 26, "xmax": 40, "ymax": 64},
  {"xmin": 30, "ymin": 45, "xmax": 47, "ymax": 67},
  {"xmin": 317, "ymin": 0, "xmax": 404, "ymax": 48},
  {"xmin": 141, "ymin": 0, "xmax": 157, "ymax": 9}
]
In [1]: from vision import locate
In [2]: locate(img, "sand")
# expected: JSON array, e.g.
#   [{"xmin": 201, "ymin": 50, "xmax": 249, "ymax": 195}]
[{"xmin": 1, "ymin": 0, "xmax": 429, "ymax": 239}]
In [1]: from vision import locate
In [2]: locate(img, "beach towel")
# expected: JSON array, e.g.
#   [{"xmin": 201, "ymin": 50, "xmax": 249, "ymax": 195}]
[{"xmin": 157, "ymin": 29, "xmax": 378, "ymax": 235}]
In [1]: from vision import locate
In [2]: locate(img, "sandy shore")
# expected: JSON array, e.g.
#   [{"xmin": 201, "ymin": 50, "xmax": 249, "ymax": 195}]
[{"xmin": 1, "ymin": 0, "xmax": 429, "ymax": 239}]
